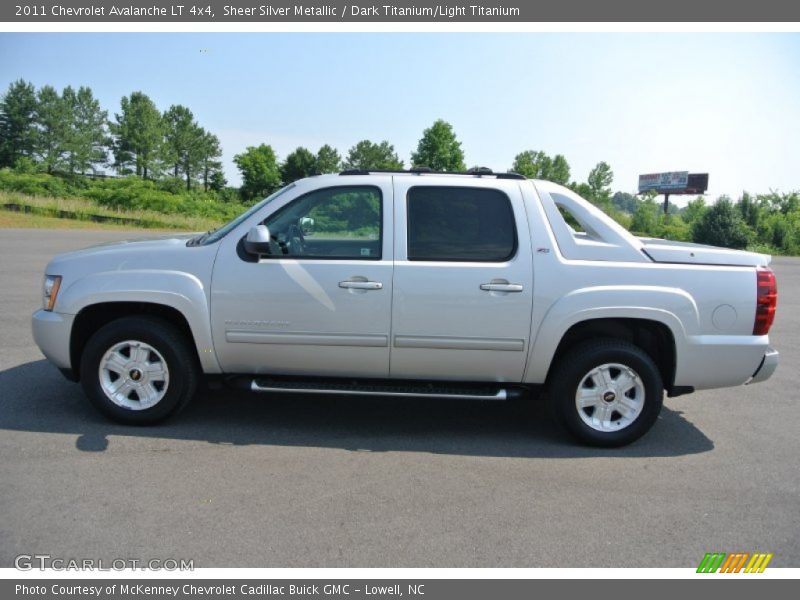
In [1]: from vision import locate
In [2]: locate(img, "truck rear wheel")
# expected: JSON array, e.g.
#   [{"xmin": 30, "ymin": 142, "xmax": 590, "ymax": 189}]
[
  {"xmin": 79, "ymin": 316, "xmax": 199, "ymax": 424},
  {"xmin": 547, "ymin": 339, "xmax": 663, "ymax": 447}
]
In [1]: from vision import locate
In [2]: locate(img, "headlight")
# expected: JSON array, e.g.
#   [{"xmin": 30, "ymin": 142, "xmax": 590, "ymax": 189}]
[{"xmin": 43, "ymin": 275, "xmax": 62, "ymax": 311}]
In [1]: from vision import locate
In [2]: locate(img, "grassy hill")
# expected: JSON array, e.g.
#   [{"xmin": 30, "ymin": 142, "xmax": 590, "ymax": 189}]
[{"xmin": 0, "ymin": 170, "xmax": 242, "ymax": 231}]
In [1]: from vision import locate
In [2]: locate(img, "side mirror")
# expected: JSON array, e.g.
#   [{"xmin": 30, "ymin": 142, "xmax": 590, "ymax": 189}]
[
  {"xmin": 244, "ymin": 224, "xmax": 272, "ymax": 256},
  {"xmin": 299, "ymin": 217, "xmax": 315, "ymax": 236}
]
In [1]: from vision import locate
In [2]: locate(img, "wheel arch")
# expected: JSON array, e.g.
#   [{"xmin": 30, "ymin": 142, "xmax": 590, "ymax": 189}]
[
  {"xmin": 69, "ymin": 301, "xmax": 216, "ymax": 381},
  {"xmin": 525, "ymin": 286, "xmax": 697, "ymax": 394},
  {"xmin": 545, "ymin": 317, "xmax": 678, "ymax": 393},
  {"xmin": 57, "ymin": 270, "xmax": 220, "ymax": 379}
]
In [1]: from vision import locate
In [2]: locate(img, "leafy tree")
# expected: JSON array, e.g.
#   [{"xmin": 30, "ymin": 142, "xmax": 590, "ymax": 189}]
[
  {"xmin": 410, "ymin": 119, "xmax": 466, "ymax": 171},
  {"xmin": 110, "ymin": 92, "xmax": 163, "ymax": 178},
  {"xmin": 234, "ymin": 144, "xmax": 282, "ymax": 200},
  {"xmin": 737, "ymin": 192, "xmax": 760, "ymax": 229},
  {"xmin": 550, "ymin": 154, "xmax": 571, "ymax": 185},
  {"xmin": 630, "ymin": 197, "xmax": 660, "ymax": 235},
  {"xmin": 199, "ymin": 131, "xmax": 223, "ymax": 192},
  {"xmin": 587, "ymin": 161, "xmax": 614, "ymax": 206},
  {"xmin": 587, "ymin": 162, "xmax": 613, "ymax": 192},
  {"xmin": 763, "ymin": 213, "xmax": 790, "ymax": 249},
  {"xmin": 12, "ymin": 156, "xmax": 38, "ymax": 174},
  {"xmin": 281, "ymin": 146, "xmax": 317, "ymax": 183},
  {"xmin": 570, "ymin": 181, "xmax": 593, "ymax": 200},
  {"xmin": 682, "ymin": 196, "xmax": 707, "ymax": 225},
  {"xmin": 344, "ymin": 140, "xmax": 403, "ymax": 170},
  {"xmin": 314, "ymin": 144, "xmax": 341, "ymax": 174},
  {"xmin": 692, "ymin": 197, "xmax": 750, "ymax": 249},
  {"xmin": 611, "ymin": 191, "xmax": 640, "ymax": 214},
  {"xmin": 769, "ymin": 191, "xmax": 798, "ymax": 215},
  {"xmin": 209, "ymin": 170, "xmax": 227, "ymax": 193},
  {"xmin": 510, "ymin": 150, "xmax": 571, "ymax": 185},
  {"xmin": 0, "ymin": 79, "xmax": 37, "ymax": 168},
  {"xmin": 179, "ymin": 125, "xmax": 206, "ymax": 190},
  {"xmin": 511, "ymin": 150, "xmax": 552, "ymax": 179},
  {"xmin": 34, "ymin": 85, "xmax": 70, "ymax": 173},
  {"xmin": 63, "ymin": 86, "xmax": 108, "ymax": 174},
  {"xmin": 659, "ymin": 213, "xmax": 692, "ymax": 241},
  {"xmin": 162, "ymin": 105, "xmax": 206, "ymax": 189},
  {"xmin": 162, "ymin": 105, "xmax": 193, "ymax": 178}
]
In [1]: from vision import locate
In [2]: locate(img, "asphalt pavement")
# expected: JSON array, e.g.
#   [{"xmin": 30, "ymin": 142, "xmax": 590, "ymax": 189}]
[{"xmin": 0, "ymin": 228, "xmax": 798, "ymax": 568}]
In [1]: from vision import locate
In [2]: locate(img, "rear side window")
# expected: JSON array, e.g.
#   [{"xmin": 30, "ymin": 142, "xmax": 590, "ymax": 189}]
[{"xmin": 407, "ymin": 186, "xmax": 517, "ymax": 261}]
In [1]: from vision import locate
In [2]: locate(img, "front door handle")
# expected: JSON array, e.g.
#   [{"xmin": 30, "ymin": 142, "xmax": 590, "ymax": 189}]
[
  {"xmin": 339, "ymin": 280, "xmax": 383, "ymax": 290},
  {"xmin": 480, "ymin": 282, "xmax": 524, "ymax": 293}
]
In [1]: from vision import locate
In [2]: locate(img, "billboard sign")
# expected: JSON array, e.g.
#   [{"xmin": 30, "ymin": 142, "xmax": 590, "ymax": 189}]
[{"xmin": 638, "ymin": 171, "xmax": 690, "ymax": 193}]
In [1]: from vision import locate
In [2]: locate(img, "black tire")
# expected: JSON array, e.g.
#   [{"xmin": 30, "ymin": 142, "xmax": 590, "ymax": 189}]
[
  {"xmin": 80, "ymin": 316, "xmax": 199, "ymax": 424},
  {"xmin": 546, "ymin": 339, "xmax": 663, "ymax": 447}
]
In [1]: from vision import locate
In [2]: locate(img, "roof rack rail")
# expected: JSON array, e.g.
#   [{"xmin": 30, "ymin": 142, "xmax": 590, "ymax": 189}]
[{"xmin": 338, "ymin": 168, "xmax": 526, "ymax": 180}]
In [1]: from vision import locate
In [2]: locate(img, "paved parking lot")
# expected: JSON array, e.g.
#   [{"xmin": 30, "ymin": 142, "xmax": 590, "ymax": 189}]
[{"xmin": 0, "ymin": 228, "xmax": 798, "ymax": 568}]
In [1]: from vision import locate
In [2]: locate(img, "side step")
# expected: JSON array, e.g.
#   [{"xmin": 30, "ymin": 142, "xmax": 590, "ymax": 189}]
[{"xmin": 247, "ymin": 377, "xmax": 517, "ymax": 401}]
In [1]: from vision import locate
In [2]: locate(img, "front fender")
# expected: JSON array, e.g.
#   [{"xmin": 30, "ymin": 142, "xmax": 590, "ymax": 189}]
[
  {"xmin": 525, "ymin": 285, "xmax": 698, "ymax": 383},
  {"xmin": 56, "ymin": 270, "xmax": 221, "ymax": 373}
]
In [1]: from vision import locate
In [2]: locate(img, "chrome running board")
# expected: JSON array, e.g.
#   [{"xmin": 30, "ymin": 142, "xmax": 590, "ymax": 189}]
[{"xmin": 249, "ymin": 379, "xmax": 508, "ymax": 401}]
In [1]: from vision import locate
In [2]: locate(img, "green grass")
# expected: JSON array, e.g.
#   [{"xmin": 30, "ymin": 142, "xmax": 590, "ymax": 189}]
[
  {"xmin": 0, "ymin": 191, "xmax": 230, "ymax": 231},
  {"xmin": 0, "ymin": 209, "xmax": 175, "ymax": 231}
]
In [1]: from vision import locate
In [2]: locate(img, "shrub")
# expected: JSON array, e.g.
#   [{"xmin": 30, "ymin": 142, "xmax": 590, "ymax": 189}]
[
  {"xmin": 0, "ymin": 170, "xmax": 70, "ymax": 197},
  {"xmin": 13, "ymin": 157, "xmax": 40, "ymax": 174},
  {"xmin": 156, "ymin": 177, "xmax": 186, "ymax": 195},
  {"xmin": 692, "ymin": 198, "xmax": 751, "ymax": 249}
]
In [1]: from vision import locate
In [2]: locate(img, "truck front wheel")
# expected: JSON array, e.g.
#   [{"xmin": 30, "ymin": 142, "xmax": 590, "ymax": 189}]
[
  {"xmin": 547, "ymin": 339, "xmax": 663, "ymax": 447},
  {"xmin": 79, "ymin": 316, "xmax": 199, "ymax": 424}
]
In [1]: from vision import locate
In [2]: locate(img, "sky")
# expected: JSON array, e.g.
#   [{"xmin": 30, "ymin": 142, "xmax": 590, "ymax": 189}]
[{"xmin": 1, "ymin": 33, "xmax": 798, "ymax": 202}]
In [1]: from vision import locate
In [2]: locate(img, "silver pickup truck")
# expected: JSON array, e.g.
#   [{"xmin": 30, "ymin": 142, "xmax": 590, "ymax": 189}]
[{"xmin": 32, "ymin": 170, "xmax": 779, "ymax": 446}]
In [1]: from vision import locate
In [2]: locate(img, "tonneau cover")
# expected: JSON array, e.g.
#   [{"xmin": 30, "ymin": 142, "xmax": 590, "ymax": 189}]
[{"xmin": 639, "ymin": 238, "xmax": 770, "ymax": 267}]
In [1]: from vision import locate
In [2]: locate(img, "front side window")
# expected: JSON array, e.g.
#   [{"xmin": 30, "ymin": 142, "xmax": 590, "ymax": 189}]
[
  {"xmin": 263, "ymin": 186, "xmax": 382, "ymax": 259},
  {"xmin": 407, "ymin": 186, "xmax": 517, "ymax": 261}
]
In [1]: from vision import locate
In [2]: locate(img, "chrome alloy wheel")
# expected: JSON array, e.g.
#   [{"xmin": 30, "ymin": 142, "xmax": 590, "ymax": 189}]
[
  {"xmin": 575, "ymin": 363, "xmax": 645, "ymax": 432},
  {"xmin": 98, "ymin": 340, "xmax": 170, "ymax": 410}
]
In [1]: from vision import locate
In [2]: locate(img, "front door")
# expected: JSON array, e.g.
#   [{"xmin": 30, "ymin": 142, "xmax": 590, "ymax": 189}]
[
  {"xmin": 210, "ymin": 180, "xmax": 393, "ymax": 377},
  {"xmin": 389, "ymin": 179, "xmax": 534, "ymax": 382}
]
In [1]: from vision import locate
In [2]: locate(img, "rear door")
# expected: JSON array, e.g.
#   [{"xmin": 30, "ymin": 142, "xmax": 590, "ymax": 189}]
[{"xmin": 389, "ymin": 178, "xmax": 533, "ymax": 382}]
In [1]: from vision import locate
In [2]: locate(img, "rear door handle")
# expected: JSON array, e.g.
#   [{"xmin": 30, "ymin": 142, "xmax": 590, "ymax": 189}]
[
  {"xmin": 339, "ymin": 280, "xmax": 383, "ymax": 290},
  {"xmin": 480, "ymin": 283, "xmax": 524, "ymax": 293}
]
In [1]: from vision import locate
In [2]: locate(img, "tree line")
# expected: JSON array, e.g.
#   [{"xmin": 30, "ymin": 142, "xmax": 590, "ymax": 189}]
[
  {"xmin": 0, "ymin": 80, "xmax": 615, "ymax": 203},
  {"xmin": 232, "ymin": 118, "xmax": 617, "ymax": 205},
  {"xmin": 618, "ymin": 190, "xmax": 800, "ymax": 255},
  {"xmin": 0, "ymin": 79, "xmax": 224, "ymax": 191},
  {"xmin": 2, "ymin": 79, "xmax": 797, "ymax": 254}
]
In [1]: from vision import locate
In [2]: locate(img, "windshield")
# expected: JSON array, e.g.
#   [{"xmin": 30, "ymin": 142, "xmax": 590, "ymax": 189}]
[{"xmin": 193, "ymin": 184, "xmax": 296, "ymax": 246}]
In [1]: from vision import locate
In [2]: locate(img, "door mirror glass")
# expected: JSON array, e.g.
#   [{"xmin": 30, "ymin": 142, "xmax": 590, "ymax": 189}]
[
  {"xmin": 243, "ymin": 224, "xmax": 272, "ymax": 256},
  {"xmin": 299, "ymin": 217, "xmax": 315, "ymax": 236}
]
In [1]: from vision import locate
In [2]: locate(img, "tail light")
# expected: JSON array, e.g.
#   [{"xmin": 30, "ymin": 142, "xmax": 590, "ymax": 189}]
[{"xmin": 753, "ymin": 267, "xmax": 777, "ymax": 335}]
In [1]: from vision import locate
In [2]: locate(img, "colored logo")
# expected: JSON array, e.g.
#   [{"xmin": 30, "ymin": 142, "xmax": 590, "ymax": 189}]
[{"xmin": 697, "ymin": 552, "xmax": 773, "ymax": 573}]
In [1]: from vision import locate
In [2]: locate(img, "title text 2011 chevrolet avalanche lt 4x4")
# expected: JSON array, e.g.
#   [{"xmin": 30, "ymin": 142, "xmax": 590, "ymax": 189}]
[{"xmin": 32, "ymin": 170, "xmax": 779, "ymax": 446}]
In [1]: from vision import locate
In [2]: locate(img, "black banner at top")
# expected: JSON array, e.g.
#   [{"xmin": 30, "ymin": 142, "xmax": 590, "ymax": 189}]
[{"xmin": 4, "ymin": 0, "xmax": 800, "ymax": 22}]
